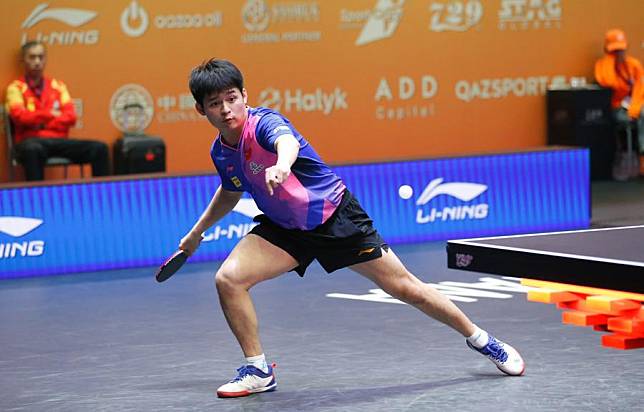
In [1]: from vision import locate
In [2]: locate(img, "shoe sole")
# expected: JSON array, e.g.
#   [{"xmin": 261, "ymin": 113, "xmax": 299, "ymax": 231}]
[
  {"xmin": 496, "ymin": 362, "xmax": 526, "ymax": 376},
  {"xmin": 467, "ymin": 340, "xmax": 525, "ymax": 376},
  {"xmin": 217, "ymin": 382, "xmax": 277, "ymax": 398}
]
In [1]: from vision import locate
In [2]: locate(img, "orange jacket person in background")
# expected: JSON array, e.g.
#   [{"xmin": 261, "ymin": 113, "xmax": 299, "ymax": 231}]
[
  {"xmin": 594, "ymin": 28, "xmax": 644, "ymax": 156},
  {"xmin": 5, "ymin": 41, "xmax": 109, "ymax": 181}
]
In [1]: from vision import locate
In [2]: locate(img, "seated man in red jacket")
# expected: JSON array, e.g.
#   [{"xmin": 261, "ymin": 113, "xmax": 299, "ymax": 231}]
[{"xmin": 5, "ymin": 41, "xmax": 109, "ymax": 181}]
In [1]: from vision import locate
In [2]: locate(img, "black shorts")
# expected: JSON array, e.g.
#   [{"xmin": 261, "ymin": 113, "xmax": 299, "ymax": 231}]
[{"xmin": 249, "ymin": 190, "xmax": 388, "ymax": 276}]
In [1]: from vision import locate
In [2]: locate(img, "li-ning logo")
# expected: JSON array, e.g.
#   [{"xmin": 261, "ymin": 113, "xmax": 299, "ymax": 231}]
[
  {"xmin": 356, "ymin": 0, "xmax": 405, "ymax": 46},
  {"xmin": 455, "ymin": 253, "xmax": 474, "ymax": 268},
  {"xmin": 121, "ymin": 0, "xmax": 149, "ymax": 37},
  {"xmin": 22, "ymin": 4, "xmax": 97, "ymax": 29},
  {"xmin": 249, "ymin": 161, "xmax": 265, "ymax": 175},
  {"xmin": 20, "ymin": 3, "xmax": 99, "ymax": 46},
  {"xmin": 399, "ymin": 178, "xmax": 489, "ymax": 224},
  {"xmin": 0, "ymin": 217, "xmax": 45, "ymax": 259},
  {"xmin": 202, "ymin": 199, "xmax": 261, "ymax": 243}
]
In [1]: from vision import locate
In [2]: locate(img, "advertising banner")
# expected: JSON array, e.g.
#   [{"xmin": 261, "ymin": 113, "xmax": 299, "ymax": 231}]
[
  {"xmin": 0, "ymin": 1, "xmax": 642, "ymax": 182},
  {"xmin": 0, "ymin": 148, "xmax": 589, "ymax": 279}
]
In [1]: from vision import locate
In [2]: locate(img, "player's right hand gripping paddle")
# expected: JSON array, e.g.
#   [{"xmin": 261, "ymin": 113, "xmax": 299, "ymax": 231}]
[{"xmin": 155, "ymin": 250, "xmax": 188, "ymax": 283}]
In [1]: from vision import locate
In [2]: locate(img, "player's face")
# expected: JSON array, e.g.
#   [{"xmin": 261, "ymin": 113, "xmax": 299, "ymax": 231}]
[
  {"xmin": 197, "ymin": 88, "xmax": 248, "ymax": 135},
  {"xmin": 23, "ymin": 44, "xmax": 46, "ymax": 78}
]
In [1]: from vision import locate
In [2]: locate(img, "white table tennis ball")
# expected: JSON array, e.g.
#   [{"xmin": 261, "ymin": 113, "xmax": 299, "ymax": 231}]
[{"xmin": 398, "ymin": 184, "xmax": 413, "ymax": 199}]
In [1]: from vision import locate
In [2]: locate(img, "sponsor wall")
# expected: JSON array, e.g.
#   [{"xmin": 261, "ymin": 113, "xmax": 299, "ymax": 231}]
[
  {"xmin": 0, "ymin": 0, "xmax": 642, "ymax": 182},
  {"xmin": 0, "ymin": 148, "xmax": 589, "ymax": 279}
]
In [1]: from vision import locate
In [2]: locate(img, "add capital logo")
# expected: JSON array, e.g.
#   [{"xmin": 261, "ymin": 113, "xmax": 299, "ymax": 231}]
[
  {"xmin": 20, "ymin": 3, "xmax": 99, "ymax": 46},
  {"xmin": 398, "ymin": 178, "xmax": 489, "ymax": 224},
  {"xmin": 0, "ymin": 217, "xmax": 45, "ymax": 259},
  {"xmin": 356, "ymin": 0, "xmax": 405, "ymax": 46},
  {"xmin": 374, "ymin": 74, "xmax": 438, "ymax": 120}
]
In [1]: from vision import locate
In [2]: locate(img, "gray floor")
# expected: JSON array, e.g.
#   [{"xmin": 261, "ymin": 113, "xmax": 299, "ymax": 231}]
[{"xmin": 1, "ymin": 179, "xmax": 643, "ymax": 412}]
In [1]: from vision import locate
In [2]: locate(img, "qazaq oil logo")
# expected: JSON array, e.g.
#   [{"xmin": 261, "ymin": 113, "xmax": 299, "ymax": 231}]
[
  {"xmin": 0, "ymin": 217, "xmax": 45, "ymax": 259},
  {"xmin": 356, "ymin": 0, "xmax": 405, "ymax": 46},
  {"xmin": 398, "ymin": 178, "xmax": 489, "ymax": 224},
  {"xmin": 202, "ymin": 199, "xmax": 261, "ymax": 242}
]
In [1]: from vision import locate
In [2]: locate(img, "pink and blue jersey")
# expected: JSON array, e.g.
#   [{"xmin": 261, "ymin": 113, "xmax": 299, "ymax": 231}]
[{"xmin": 211, "ymin": 107, "xmax": 346, "ymax": 230}]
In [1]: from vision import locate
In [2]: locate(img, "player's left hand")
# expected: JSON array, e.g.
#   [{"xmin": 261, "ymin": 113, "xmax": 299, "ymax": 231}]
[{"xmin": 265, "ymin": 163, "xmax": 291, "ymax": 196}]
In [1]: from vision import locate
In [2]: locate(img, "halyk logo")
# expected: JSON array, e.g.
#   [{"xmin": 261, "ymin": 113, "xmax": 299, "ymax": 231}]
[
  {"xmin": 20, "ymin": 3, "xmax": 99, "ymax": 46},
  {"xmin": 356, "ymin": 0, "xmax": 405, "ymax": 46},
  {"xmin": 398, "ymin": 178, "xmax": 489, "ymax": 224},
  {"xmin": 202, "ymin": 199, "xmax": 261, "ymax": 242},
  {"xmin": 257, "ymin": 87, "xmax": 348, "ymax": 115},
  {"xmin": 109, "ymin": 84, "xmax": 154, "ymax": 133},
  {"xmin": 0, "ymin": 217, "xmax": 45, "ymax": 259},
  {"xmin": 121, "ymin": 0, "xmax": 149, "ymax": 37},
  {"xmin": 429, "ymin": 0, "xmax": 483, "ymax": 32}
]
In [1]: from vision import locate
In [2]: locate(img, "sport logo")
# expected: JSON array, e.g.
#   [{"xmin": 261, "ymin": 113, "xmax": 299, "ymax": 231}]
[
  {"xmin": 20, "ymin": 3, "xmax": 99, "ymax": 46},
  {"xmin": 356, "ymin": 0, "xmax": 405, "ymax": 46},
  {"xmin": 121, "ymin": 0, "xmax": 149, "ymax": 37},
  {"xmin": 202, "ymin": 198, "xmax": 261, "ymax": 242},
  {"xmin": 398, "ymin": 178, "xmax": 489, "ymax": 224},
  {"xmin": 0, "ymin": 217, "xmax": 45, "ymax": 259}
]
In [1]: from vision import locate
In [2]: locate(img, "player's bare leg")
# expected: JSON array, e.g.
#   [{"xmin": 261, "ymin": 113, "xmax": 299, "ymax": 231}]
[
  {"xmin": 350, "ymin": 247, "xmax": 476, "ymax": 335},
  {"xmin": 215, "ymin": 234, "xmax": 298, "ymax": 397},
  {"xmin": 215, "ymin": 233, "xmax": 297, "ymax": 357},
  {"xmin": 350, "ymin": 247, "xmax": 525, "ymax": 376}
]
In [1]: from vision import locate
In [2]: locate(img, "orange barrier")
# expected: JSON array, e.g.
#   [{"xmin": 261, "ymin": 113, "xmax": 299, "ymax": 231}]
[{"xmin": 522, "ymin": 279, "xmax": 644, "ymax": 350}]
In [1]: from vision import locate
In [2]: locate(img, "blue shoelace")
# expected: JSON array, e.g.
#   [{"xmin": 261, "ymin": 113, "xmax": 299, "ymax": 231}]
[
  {"xmin": 480, "ymin": 337, "xmax": 509, "ymax": 363},
  {"xmin": 232, "ymin": 365, "xmax": 258, "ymax": 382}
]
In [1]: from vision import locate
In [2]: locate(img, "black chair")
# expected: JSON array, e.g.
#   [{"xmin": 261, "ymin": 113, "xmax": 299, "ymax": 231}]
[{"xmin": 3, "ymin": 109, "xmax": 85, "ymax": 181}]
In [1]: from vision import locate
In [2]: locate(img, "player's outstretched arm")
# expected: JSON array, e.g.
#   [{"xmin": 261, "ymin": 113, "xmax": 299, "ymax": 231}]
[
  {"xmin": 265, "ymin": 134, "xmax": 300, "ymax": 195},
  {"xmin": 179, "ymin": 185, "xmax": 243, "ymax": 255}
]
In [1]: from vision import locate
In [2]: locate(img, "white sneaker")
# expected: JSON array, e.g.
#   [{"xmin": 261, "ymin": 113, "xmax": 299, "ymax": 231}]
[
  {"xmin": 467, "ymin": 335, "xmax": 525, "ymax": 376},
  {"xmin": 216, "ymin": 364, "xmax": 277, "ymax": 398}
]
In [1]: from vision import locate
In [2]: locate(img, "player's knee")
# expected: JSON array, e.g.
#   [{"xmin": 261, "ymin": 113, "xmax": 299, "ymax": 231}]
[
  {"xmin": 388, "ymin": 275, "xmax": 425, "ymax": 305},
  {"xmin": 215, "ymin": 262, "xmax": 242, "ymax": 291}
]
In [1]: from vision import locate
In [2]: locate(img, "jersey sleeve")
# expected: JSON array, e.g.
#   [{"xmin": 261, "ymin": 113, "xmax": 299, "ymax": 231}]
[{"xmin": 254, "ymin": 113, "xmax": 296, "ymax": 153}]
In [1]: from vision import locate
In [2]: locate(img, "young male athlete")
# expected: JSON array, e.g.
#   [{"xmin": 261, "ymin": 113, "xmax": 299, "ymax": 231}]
[{"xmin": 179, "ymin": 59, "xmax": 525, "ymax": 398}]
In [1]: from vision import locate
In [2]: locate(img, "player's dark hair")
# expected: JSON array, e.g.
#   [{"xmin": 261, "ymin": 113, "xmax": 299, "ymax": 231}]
[
  {"xmin": 189, "ymin": 59, "xmax": 244, "ymax": 106},
  {"xmin": 21, "ymin": 40, "xmax": 45, "ymax": 57}
]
